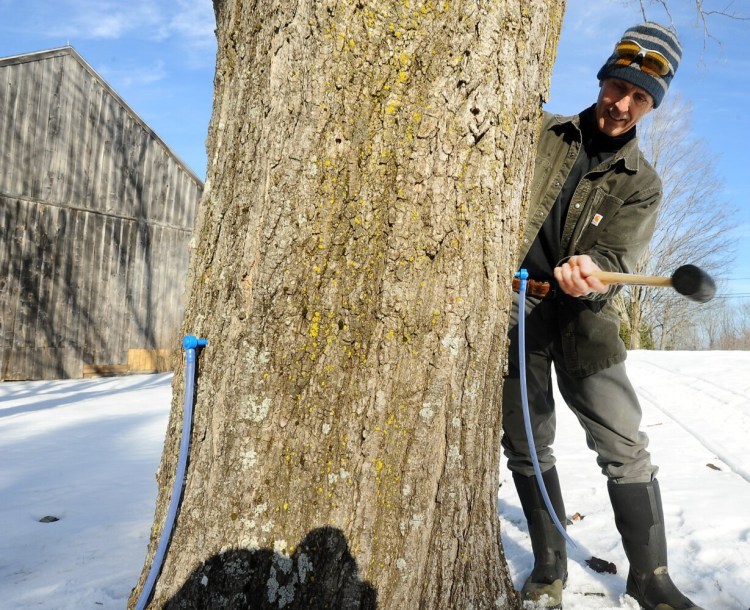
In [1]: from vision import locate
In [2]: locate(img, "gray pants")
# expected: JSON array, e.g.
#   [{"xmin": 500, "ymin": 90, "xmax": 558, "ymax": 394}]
[{"xmin": 502, "ymin": 294, "xmax": 657, "ymax": 484}]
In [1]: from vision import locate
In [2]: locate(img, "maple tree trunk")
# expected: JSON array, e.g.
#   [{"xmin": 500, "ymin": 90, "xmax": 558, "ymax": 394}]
[{"xmin": 130, "ymin": 0, "xmax": 564, "ymax": 608}]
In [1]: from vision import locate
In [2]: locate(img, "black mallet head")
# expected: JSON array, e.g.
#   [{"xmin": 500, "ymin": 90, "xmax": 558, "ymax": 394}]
[{"xmin": 671, "ymin": 264, "xmax": 716, "ymax": 303}]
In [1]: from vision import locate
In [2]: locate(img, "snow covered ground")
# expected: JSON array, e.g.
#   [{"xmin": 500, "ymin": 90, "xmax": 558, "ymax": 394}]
[
  {"xmin": 1, "ymin": 351, "xmax": 748, "ymax": 609},
  {"xmin": 500, "ymin": 351, "xmax": 750, "ymax": 610}
]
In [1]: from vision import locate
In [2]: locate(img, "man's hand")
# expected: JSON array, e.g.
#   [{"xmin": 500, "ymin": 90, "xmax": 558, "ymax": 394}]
[{"xmin": 553, "ymin": 255, "xmax": 608, "ymax": 297}]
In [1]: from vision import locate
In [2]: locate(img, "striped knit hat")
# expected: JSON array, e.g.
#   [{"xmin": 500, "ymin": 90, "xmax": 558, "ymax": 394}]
[{"xmin": 597, "ymin": 22, "xmax": 682, "ymax": 108}]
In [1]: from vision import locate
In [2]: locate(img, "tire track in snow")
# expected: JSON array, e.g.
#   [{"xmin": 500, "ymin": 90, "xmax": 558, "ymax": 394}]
[{"xmin": 629, "ymin": 357, "xmax": 750, "ymax": 486}]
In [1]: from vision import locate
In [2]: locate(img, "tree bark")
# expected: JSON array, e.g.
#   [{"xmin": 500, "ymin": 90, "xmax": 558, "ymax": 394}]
[{"xmin": 130, "ymin": 1, "xmax": 564, "ymax": 608}]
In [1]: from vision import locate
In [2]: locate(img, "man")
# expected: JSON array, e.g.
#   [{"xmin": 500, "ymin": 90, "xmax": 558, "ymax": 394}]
[{"xmin": 503, "ymin": 23, "xmax": 704, "ymax": 610}]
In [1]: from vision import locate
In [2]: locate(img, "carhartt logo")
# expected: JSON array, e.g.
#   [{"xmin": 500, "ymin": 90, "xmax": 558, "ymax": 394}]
[{"xmin": 591, "ymin": 213, "xmax": 604, "ymax": 226}]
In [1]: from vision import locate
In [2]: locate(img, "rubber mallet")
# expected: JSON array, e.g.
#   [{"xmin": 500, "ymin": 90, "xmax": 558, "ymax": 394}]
[{"xmin": 591, "ymin": 264, "xmax": 716, "ymax": 303}]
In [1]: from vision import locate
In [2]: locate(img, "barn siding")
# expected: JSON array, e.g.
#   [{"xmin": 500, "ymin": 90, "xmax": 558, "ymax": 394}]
[
  {"xmin": 0, "ymin": 195, "xmax": 196, "ymax": 380},
  {"xmin": 0, "ymin": 47, "xmax": 202, "ymax": 380}
]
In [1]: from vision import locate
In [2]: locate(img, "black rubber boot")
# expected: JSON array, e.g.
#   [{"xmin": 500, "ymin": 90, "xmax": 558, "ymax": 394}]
[
  {"xmin": 608, "ymin": 480, "xmax": 704, "ymax": 610},
  {"xmin": 513, "ymin": 467, "xmax": 568, "ymax": 609}
]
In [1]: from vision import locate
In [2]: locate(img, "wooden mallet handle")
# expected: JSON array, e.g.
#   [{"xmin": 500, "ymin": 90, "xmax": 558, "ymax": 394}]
[{"xmin": 590, "ymin": 271, "xmax": 673, "ymax": 288}]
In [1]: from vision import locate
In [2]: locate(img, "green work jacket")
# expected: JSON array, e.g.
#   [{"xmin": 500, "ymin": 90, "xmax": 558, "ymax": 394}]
[{"xmin": 519, "ymin": 110, "xmax": 662, "ymax": 376}]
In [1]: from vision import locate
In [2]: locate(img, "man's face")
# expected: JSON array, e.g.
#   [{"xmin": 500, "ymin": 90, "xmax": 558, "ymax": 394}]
[{"xmin": 595, "ymin": 78, "xmax": 654, "ymax": 137}]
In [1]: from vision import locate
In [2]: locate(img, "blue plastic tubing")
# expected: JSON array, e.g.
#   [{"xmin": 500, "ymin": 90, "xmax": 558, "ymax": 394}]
[
  {"xmin": 515, "ymin": 270, "xmax": 576, "ymax": 548},
  {"xmin": 135, "ymin": 335, "xmax": 207, "ymax": 610}
]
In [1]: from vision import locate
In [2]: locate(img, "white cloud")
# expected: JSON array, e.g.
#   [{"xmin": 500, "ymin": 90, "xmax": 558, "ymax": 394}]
[
  {"xmin": 97, "ymin": 59, "xmax": 167, "ymax": 88},
  {"xmin": 20, "ymin": 0, "xmax": 217, "ymax": 70},
  {"xmin": 170, "ymin": 0, "xmax": 215, "ymax": 50},
  {"xmin": 38, "ymin": 0, "xmax": 214, "ymax": 48},
  {"xmin": 167, "ymin": 0, "xmax": 217, "ymax": 68},
  {"xmin": 48, "ymin": 0, "xmax": 165, "ymax": 40}
]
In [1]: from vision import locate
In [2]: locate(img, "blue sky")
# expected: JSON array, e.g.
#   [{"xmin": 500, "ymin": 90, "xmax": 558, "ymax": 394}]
[{"xmin": 1, "ymin": 0, "xmax": 748, "ymax": 298}]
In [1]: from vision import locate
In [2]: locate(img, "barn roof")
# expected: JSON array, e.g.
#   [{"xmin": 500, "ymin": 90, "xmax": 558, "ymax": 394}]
[{"xmin": 0, "ymin": 45, "xmax": 204, "ymax": 187}]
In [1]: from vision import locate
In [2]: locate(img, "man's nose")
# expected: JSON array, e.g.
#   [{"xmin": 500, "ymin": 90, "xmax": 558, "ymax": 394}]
[{"xmin": 614, "ymin": 96, "xmax": 632, "ymax": 113}]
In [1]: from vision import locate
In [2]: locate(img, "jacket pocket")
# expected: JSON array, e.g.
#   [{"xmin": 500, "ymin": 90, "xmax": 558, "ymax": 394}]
[{"xmin": 575, "ymin": 188, "xmax": 624, "ymax": 252}]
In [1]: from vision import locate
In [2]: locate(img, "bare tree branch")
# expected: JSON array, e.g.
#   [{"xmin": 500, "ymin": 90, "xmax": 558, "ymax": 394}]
[{"xmin": 633, "ymin": 0, "xmax": 749, "ymax": 50}]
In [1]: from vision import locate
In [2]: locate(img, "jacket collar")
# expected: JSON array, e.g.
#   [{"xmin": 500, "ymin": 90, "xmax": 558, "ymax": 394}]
[{"xmin": 549, "ymin": 108, "xmax": 642, "ymax": 173}]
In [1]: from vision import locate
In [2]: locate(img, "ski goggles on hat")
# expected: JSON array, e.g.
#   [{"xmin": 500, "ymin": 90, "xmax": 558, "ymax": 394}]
[{"xmin": 613, "ymin": 39, "xmax": 673, "ymax": 76}]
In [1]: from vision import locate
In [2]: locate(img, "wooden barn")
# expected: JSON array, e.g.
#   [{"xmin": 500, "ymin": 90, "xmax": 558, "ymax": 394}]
[{"xmin": 0, "ymin": 47, "xmax": 203, "ymax": 381}]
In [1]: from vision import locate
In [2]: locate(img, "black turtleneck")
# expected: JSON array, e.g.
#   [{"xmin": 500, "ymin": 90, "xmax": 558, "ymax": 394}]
[{"xmin": 522, "ymin": 105, "xmax": 636, "ymax": 283}]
